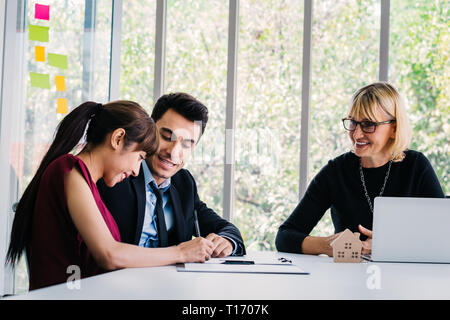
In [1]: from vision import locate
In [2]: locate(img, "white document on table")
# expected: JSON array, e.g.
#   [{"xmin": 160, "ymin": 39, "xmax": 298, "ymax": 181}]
[
  {"xmin": 203, "ymin": 257, "xmax": 293, "ymax": 265},
  {"xmin": 177, "ymin": 260, "xmax": 308, "ymax": 275}
]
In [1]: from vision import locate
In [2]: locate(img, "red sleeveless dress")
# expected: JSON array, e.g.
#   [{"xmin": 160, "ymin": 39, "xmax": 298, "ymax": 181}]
[{"xmin": 27, "ymin": 154, "xmax": 121, "ymax": 290}]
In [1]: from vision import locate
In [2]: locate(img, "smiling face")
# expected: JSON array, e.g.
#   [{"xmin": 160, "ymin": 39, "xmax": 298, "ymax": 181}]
[
  {"xmin": 104, "ymin": 149, "xmax": 146, "ymax": 187},
  {"xmin": 147, "ymin": 108, "xmax": 201, "ymax": 185},
  {"xmin": 348, "ymin": 106, "xmax": 396, "ymax": 167},
  {"xmin": 102, "ymin": 131, "xmax": 147, "ymax": 187}
]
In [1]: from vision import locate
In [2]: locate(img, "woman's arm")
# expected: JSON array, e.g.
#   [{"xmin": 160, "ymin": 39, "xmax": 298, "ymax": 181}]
[
  {"xmin": 301, "ymin": 233, "xmax": 342, "ymax": 256},
  {"xmin": 65, "ymin": 168, "xmax": 214, "ymax": 270},
  {"xmin": 276, "ymin": 163, "xmax": 334, "ymax": 255}
]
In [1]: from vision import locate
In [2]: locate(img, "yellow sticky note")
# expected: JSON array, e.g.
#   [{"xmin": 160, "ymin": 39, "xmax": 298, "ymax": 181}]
[
  {"xmin": 57, "ymin": 98, "xmax": 68, "ymax": 114},
  {"xmin": 55, "ymin": 75, "xmax": 66, "ymax": 91},
  {"xmin": 35, "ymin": 46, "xmax": 45, "ymax": 62}
]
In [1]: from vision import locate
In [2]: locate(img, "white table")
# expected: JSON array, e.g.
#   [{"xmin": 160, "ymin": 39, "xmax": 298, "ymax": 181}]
[{"xmin": 5, "ymin": 251, "xmax": 450, "ymax": 300}]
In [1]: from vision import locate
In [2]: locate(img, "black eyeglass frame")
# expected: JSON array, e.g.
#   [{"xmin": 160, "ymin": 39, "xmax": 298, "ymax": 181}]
[{"xmin": 341, "ymin": 118, "xmax": 396, "ymax": 133}]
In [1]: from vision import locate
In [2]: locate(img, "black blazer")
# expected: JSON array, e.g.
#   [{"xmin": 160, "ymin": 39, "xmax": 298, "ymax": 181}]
[{"xmin": 97, "ymin": 166, "xmax": 245, "ymax": 256}]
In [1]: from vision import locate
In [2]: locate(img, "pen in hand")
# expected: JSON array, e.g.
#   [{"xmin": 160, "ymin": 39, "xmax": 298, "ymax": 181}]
[{"xmin": 193, "ymin": 209, "xmax": 201, "ymax": 237}]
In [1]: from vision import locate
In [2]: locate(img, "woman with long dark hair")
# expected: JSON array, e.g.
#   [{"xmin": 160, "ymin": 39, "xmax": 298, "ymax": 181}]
[{"xmin": 6, "ymin": 100, "xmax": 214, "ymax": 290}]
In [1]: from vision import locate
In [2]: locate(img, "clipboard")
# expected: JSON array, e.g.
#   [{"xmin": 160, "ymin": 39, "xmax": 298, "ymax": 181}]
[
  {"xmin": 176, "ymin": 257, "xmax": 309, "ymax": 275},
  {"xmin": 203, "ymin": 257, "xmax": 294, "ymax": 265}
]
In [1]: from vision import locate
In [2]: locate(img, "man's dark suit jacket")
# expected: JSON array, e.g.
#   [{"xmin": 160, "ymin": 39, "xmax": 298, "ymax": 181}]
[{"xmin": 97, "ymin": 166, "xmax": 245, "ymax": 256}]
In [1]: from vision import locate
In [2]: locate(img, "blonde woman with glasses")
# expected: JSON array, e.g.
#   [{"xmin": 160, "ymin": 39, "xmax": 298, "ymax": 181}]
[{"xmin": 276, "ymin": 82, "xmax": 445, "ymax": 257}]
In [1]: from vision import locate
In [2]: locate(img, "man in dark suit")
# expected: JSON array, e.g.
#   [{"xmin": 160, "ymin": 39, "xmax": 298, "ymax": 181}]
[{"xmin": 98, "ymin": 93, "xmax": 245, "ymax": 258}]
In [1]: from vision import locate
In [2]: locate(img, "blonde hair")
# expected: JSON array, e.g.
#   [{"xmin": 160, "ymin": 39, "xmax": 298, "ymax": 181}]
[{"xmin": 348, "ymin": 82, "xmax": 412, "ymax": 162}]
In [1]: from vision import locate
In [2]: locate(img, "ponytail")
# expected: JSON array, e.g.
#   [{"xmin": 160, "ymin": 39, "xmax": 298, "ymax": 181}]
[
  {"xmin": 6, "ymin": 100, "xmax": 157, "ymax": 266},
  {"xmin": 6, "ymin": 102, "xmax": 108, "ymax": 266}
]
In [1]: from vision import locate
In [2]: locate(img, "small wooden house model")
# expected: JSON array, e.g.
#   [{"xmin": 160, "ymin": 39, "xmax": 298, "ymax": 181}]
[{"xmin": 330, "ymin": 229, "xmax": 363, "ymax": 263}]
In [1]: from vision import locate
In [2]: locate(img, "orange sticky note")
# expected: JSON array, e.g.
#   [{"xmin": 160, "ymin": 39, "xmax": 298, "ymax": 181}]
[
  {"xmin": 55, "ymin": 75, "xmax": 66, "ymax": 91},
  {"xmin": 57, "ymin": 98, "xmax": 68, "ymax": 114},
  {"xmin": 35, "ymin": 46, "xmax": 45, "ymax": 62}
]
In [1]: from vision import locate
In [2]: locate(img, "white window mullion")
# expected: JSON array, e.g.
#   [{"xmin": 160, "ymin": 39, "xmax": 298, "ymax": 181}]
[
  {"xmin": 153, "ymin": 0, "xmax": 167, "ymax": 102},
  {"xmin": 379, "ymin": 0, "xmax": 390, "ymax": 81},
  {"xmin": 0, "ymin": 0, "xmax": 25, "ymax": 296},
  {"xmin": 223, "ymin": 0, "xmax": 239, "ymax": 221},
  {"xmin": 299, "ymin": 0, "xmax": 313, "ymax": 199},
  {"xmin": 108, "ymin": 0, "xmax": 123, "ymax": 101}
]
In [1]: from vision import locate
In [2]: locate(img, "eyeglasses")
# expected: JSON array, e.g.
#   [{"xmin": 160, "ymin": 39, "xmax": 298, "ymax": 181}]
[{"xmin": 342, "ymin": 118, "xmax": 396, "ymax": 133}]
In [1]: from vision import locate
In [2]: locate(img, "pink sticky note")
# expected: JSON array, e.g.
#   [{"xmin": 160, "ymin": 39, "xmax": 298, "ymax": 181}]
[{"xmin": 35, "ymin": 4, "xmax": 50, "ymax": 20}]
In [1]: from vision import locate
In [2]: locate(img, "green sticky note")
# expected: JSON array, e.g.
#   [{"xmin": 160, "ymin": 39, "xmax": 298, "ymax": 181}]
[
  {"xmin": 30, "ymin": 72, "xmax": 50, "ymax": 89},
  {"xmin": 48, "ymin": 53, "xmax": 68, "ymax": 69},
  {"xmin": 29, "ymin": 25, "xmax": 49, "ymax": 42}
]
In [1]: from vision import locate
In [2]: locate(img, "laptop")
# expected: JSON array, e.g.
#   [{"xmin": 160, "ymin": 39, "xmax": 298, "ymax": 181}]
[{"xmin": 367, "ymin": 197, "xmax": 450, "ymax": 264}]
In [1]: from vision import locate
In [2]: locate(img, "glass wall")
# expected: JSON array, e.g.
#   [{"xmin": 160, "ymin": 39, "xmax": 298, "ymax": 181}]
[
  {"xmin": 2, "ymin": 0, "xmax": 448, "ymax": 295},
  {"xmin": 308, "ymin": 0, "xmax": 380, "ymax": 236},
  {"xmin": 12, "ymin": 0, "xmax": 113, "ymax": 294},
  {"xmin": 165, "ymin": 0, "xmax": 229, "ymax": 216},
  {"xmin": 120, "ymin": 0, "xmax": 156, "ymax": 109},
  {"xmin": 234, "ymin": 0, "xmax": 303, "ymax": 250},
  {"xmin": 389, "ymin": 0, "xmax": 449, "ymax": 194}
]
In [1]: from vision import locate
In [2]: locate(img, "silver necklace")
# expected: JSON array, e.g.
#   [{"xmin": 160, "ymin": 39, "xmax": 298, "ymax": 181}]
[{"xmin": 359, "ymin": 159, "xmax": 392, "ymax": 214}]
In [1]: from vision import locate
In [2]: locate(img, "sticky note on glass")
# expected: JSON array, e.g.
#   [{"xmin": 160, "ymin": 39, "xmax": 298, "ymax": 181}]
[
  {"xmin": 57, "ymin": 98, "xmax": 68, "ymax": 114},
  {"xmin": 35, "ymin": 4, "xmax": 50, "ymax": 20},
  {"xmin": 29, "ymin": 25, "xmax": 49, "ymax": 42},
  {"xmin": 48, "ymin": 53, "xmax": 68, "ymax": 69},
  {"xmin": 30, "ymin": 72, "xmax": 50, "ymax": 89},
  {"xmin": 35, "ymin": 46, "xmax": 45, "ymax": 62},
  {"xmin": 55, "ymin": 75, "xmax": 66, "ymax": 91}
]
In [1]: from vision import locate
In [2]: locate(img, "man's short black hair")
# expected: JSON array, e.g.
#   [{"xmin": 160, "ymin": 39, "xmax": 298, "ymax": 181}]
[{"xmin": 151, "ymin": 92, "xmax": 209, "ymax": 135}]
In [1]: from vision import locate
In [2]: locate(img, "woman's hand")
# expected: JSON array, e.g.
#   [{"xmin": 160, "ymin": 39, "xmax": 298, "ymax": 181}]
[
  {"xmin": 323, "ymin": 232, "xmax": 344, "ymax": 256},
  {"xmin": 302, "ymin": 232, "xmax": 343, "ymax": 256},
  {"xmin": 358, "ymin": 224, "xmax": 372, "ymax": 254}
]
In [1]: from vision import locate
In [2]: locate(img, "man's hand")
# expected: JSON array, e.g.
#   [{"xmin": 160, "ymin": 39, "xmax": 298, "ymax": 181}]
[
  {"xmin": 206, "ymin": 233, "xmax": 234, "ymax": 258},
  {"xmin": 176, "ymin": 237, "xmax": 214, "ymax": 263},
  {"xmin": 358, "ymin": 224, "xmax": 372, "ymax": 255}
]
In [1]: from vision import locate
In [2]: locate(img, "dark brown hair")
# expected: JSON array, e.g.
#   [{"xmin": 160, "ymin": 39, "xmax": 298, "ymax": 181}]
[
  {"xmin": 151, "ymin": 92, "xmax": 208, "ymax": 136},
  {"xmin": 6, "ymin": 100, "xmax": 158, "ymax": 266}
]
